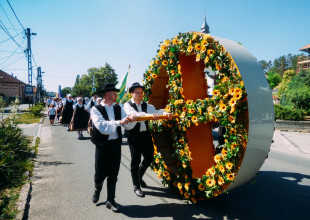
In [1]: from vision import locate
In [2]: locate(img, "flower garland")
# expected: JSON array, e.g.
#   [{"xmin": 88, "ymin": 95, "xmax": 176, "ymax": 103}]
[{"xmin": 143, "ymin": 32, "xmax": 248, "ymax": 203}]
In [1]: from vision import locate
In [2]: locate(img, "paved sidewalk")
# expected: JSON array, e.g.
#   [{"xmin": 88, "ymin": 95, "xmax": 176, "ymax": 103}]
[{"xmin": 271, "ymin": 130, "xmax": 310, "ymax": 158}]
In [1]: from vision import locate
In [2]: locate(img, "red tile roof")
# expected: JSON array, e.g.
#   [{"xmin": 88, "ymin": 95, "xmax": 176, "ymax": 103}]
[{"xmin": 0, "ymin": 70, "xmax": 26, "ymax": 84}]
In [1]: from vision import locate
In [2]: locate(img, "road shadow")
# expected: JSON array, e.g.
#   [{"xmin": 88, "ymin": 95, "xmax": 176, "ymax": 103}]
[{"xmin": 120, "ymin": 171, "xmax": 310, "ymax": 220}]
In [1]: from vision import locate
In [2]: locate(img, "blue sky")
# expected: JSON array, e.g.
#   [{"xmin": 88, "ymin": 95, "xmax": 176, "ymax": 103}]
[{"xmin": 0, "ymin": 0, "xmax": 309, "ymax": 92}]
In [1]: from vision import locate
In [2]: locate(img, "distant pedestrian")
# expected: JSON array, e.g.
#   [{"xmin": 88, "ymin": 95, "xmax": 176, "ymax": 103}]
[
  {"xmin": 56, "ymin": 100, "xmax": 63, "ymax": 121},
  {"xmin": 71, "ymin": 97, "xmax": 88, "ymax": 139},
  {"xmin": 48, "ymin": 103, "xmax": 56, "ymax": 126},
  {"xmin": 61, "ymin": 94, "xmax": 74, "ymax": 130}
]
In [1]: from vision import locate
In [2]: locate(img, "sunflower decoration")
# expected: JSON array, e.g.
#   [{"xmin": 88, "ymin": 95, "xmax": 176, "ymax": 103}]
[{"xmin": 144, "ymin": 32, "xmax": 248, "ymax": 203}]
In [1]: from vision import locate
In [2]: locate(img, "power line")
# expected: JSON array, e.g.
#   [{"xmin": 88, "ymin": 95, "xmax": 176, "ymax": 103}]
[
  {"xmin": 0, "ymin": 3, "xmax": 23, "ymax": 41},
  {"xmin": 0, "ymin": 20, "xmax": 23, "ymax": 49},
  {"xmin": 0, "ymin": 37, "xmax": 25, "ymax": 67},
  {"xmin": 0, "ymin": 54, "xmax": 25, "ymax": 69},
  {"xmin": 0, "ymin": 30, "xmax": 23, "ymax": 44},
  {"xmin": 32, "ymin": 52, "xmax": 38, "ymax": 68},
  {"xmin": 6, "ymin": 0, "xmax": 25, "ymax": 31},
  {"xmin": 45, "ymin": 75, "xmax": 77, "ymax": 79}
]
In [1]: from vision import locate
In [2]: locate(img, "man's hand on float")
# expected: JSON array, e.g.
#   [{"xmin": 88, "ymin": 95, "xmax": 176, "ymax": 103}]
[
  {"xmin": 153, "ymin": 113, "xmax": 159, "ymax": 120},
  {"xmin": 120, "ymin": 116, "xmax": 130, "ymax": 125},
  {"xmin": 128, "ymin": 114, "xmax": 137, "ymax": 122},
  {"xmin": 166, "ymin": 113, "xmax": 173, "ymax": 120}
]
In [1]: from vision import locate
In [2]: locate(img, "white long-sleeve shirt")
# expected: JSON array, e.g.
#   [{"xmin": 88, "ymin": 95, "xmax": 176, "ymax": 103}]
[
  {"xmin": 90, "ymin": 102, "xmax": 129, "ymax": 140},
  {"xmin": 123, "ymin": 98, "xmax": 166, "ymax": 132},
  {"xmin": 87, "ymin": 100, "xmax": 97, "ymax": 113}
]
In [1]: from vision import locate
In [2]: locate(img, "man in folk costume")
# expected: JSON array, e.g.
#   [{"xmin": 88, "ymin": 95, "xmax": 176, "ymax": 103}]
[
  {"xmin": 90, "ymin": 84, "xmax": 135, "ymax": 212},
  {"xmin": 124, "ymin": 82, "xmax": 172, "ymax": 198},
  {"xmin": 87, "ymin": 92, "xmax": 99, "ymax": 112}
]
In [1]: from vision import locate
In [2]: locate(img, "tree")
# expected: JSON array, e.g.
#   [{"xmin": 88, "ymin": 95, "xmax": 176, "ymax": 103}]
[
  {"xmin": 61, "ymin": 87, "xmax": 72, "ymax": 97},
  {"xmin": 71, "ymin": 63, "xmax": 118, "ymax": 97},
  {"xmin": 277, "ymin": 70, "xmax": 296, "ymax": 97},
  {"xmin": 284, "ymin": 70, "xmax": 310, "ymax": 111},
  {"xmin": 266, "ymin": 71, "xmax": 282, "ymax": 88},
  {"xmin": 258, "ymin": 60, "xmax": 272, "ymax": 73}
]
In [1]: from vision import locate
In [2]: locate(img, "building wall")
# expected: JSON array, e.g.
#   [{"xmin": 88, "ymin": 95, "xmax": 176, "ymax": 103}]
[{"xmin": 0, "ymin": 82, "xmax": 25, "ymax": 100}]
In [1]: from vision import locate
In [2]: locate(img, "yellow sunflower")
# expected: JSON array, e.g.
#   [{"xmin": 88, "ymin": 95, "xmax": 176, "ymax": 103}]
[
  {"xmin": 219, "ymin": 103, "xmax": 227, "ymax": 112},
  {"xmin": 152, "ymin": 73, "xmax": 158, "ymax": 79},
  {"xmin": 201, "ymin": 40, "xmax": 207, "ymax": 46},
  {"xmin": 226, "ymin": 173, "xmax": 235, "ymax": 181},
  {"xmin": 198, "ymin": 183, "xmax": 205, "ymax": 191},
  {"xmin": 178, "ymin": 182, "xmax": 182, "ymax": 190},
  {"xmin": 201, "ymin": 46, "xmax": 207, "ymax": 53},
  {"xmin": 155, "ymin": 60, "xmax": 160, "ymax": 65},
  {"xmin": 228, "ymin": 115, "xmax": 235, "ymax": 123},
  {"xmin": 214, "ymin": 154, "xmax": 221, "ymax": 163},
  {"xmin": 225, "ymin": 162, "xmax": 233, "ymax": 170},
  {"xmin": 212, "ymin": 89, "xmax": 220, "ymax": 96},
  {"xmin": 162, "ymin": 60, "xmax": 168, "ymax": 66},
  {"xmin": 163, "ymin": 171, "xmax": 169, "ymax": 177},
  {"xmin": 161, "ymin": 45, "xmax": 167, "ymax": 52},
  {"xmin": 207, "ymin": 49, "xmax": 214, "ymax": 56},
  {"xmin": 204, "ymin": 56, "xmax": 209, "ymax": 63},
  {"xmin": 195, "ymin": 43, "xmax": 201, "ymax": 51},
  {"xmin": 218, "ymin": 176, "xmax": 224, "ymax": 185},
  {"xmin": 186, "ymin": 100, "xmax": 193, "ymax": 105},
  {"xmin": 234, "ymin": 92, "xmax": 242, "ymax": 100},
  {"xmin": 184, "ymin": 183, "xmax": 190, "ymax": 191},
  {"xmin": 147, "ymin": 76, "xmax": 152, "ymax": 81},
  {"xmin": 187, "ymin": 45, "xmax": 193, "ymax": 53},
  {"xmin": 155, "ymin": 158, "xmax": 159, "ymax": 163},
  {"xmin": 196, "ymin": 54, "xmax": 201, "ymax": 62},
  {"xmin": 221, "ymin": 148, "xmax": 228, "ymax": 157},
  {"xmin": 170, "ymin": 70, "xmax": 176, "ymax": 75},
  {"xmin": 172, "ymin": 38, "xmax": 178, "ymax": 45},
  {"xmin": 191, "ymin": 116, "xmax": 198, "ymax": 124},
  {"xmin": 188, "ymin": 109, "xmax": 195, "ymax": 114},
  {"xmin": 218, "ymin": 165, "xmax": 225, "ymax": 173}
]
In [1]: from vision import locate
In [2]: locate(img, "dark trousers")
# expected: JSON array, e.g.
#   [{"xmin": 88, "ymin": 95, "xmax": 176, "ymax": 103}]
[
  {"xmin": 128, "ymin": 132, "xmax": 154, "ymax": 173},
  {"xmin": 94, "ymin": 139, "xmax": 121, "ymax": 200}
]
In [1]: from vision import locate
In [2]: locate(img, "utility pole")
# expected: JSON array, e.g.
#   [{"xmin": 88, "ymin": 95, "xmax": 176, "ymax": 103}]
[
  {"xmin": 37, "ymin": 67, "xmax": 42, "ymax": 102},
  {"xmin": 25, "ymin": 28, "xmax": 36, "ymax": 106}
]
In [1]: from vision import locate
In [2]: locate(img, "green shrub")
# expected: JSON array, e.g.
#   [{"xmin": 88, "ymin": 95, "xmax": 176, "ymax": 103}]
[
  {"xmin": 274, "ymin": 104, "xmax": 305, "ymax": 121},
  {"xmin": 30, "ymin": 105, "xmax": 43, "ymax": 117},
  {"xmin": 0, "ymin": 123, "xmax": 32, "ymax": 190}
]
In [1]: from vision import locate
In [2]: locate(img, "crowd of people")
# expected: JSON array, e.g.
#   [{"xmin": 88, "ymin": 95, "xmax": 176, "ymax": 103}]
[
  {"xmin": 45, "ymin": 83, "xmax": 172, "ymax": 213},
  {"xmin": 46, "ymin": 93, "xmax": 102, "ymax": 139}
]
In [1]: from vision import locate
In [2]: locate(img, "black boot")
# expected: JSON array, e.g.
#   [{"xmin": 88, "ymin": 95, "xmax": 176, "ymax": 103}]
[
  {"xmin": 139, "ymin": 165, "xmax": 148, "ymax": 188},
  {"xmin": 92, "ymin": 182, "xmax": 103, "ymax": 203},
  {"xmin": 131, "ymin": 170, "xmax": 145, "ymax": 197},
  {"xmin": 106, "ymin": 182, "xmax": 120, "ymax": 212}
]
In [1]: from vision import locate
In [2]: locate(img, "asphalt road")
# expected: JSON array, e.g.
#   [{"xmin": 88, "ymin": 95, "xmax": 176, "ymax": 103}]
[{"xmin": 25, "ymin": 116, "xmax": 310, "ymax": 220}]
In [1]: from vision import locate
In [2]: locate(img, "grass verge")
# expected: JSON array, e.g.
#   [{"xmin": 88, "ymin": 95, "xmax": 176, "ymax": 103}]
[
  {"xmin": 0, "ymin": 137, "xmax": 39, "ymax": 219},
  {"xmin": 14, "ymin": 113, "xmax": 42, "ymax": 124}
]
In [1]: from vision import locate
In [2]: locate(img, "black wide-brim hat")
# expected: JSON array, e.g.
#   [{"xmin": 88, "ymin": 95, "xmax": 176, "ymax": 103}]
[
  {"xmin": 100, "ymin": 83, "xmax": 120, "ymax": 95},
  {"xmin": 129, "ymin": 82, "xmax": 145, "ymax": 93}
]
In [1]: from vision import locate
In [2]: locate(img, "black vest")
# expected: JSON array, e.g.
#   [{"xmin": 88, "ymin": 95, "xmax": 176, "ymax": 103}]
[
  {"xmin": 90, "ymin": 100, "xmax": 95, "ymax": 108},
  {"xmin": 126, "ymin": 101, "xmax": 150, "ymax": 143},
  {"xmin": 91, "ymin": 104, "xmax": 122, "ymax": 145}
]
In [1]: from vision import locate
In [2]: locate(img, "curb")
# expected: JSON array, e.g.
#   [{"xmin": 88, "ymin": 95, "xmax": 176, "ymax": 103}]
[
  {"xmin": 275, "ymin": 120, "xmax": 310, "ymax": 133},
  {"xmin": 16, "ymin": 114, "xmax": 44, "ymax": 219}
]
